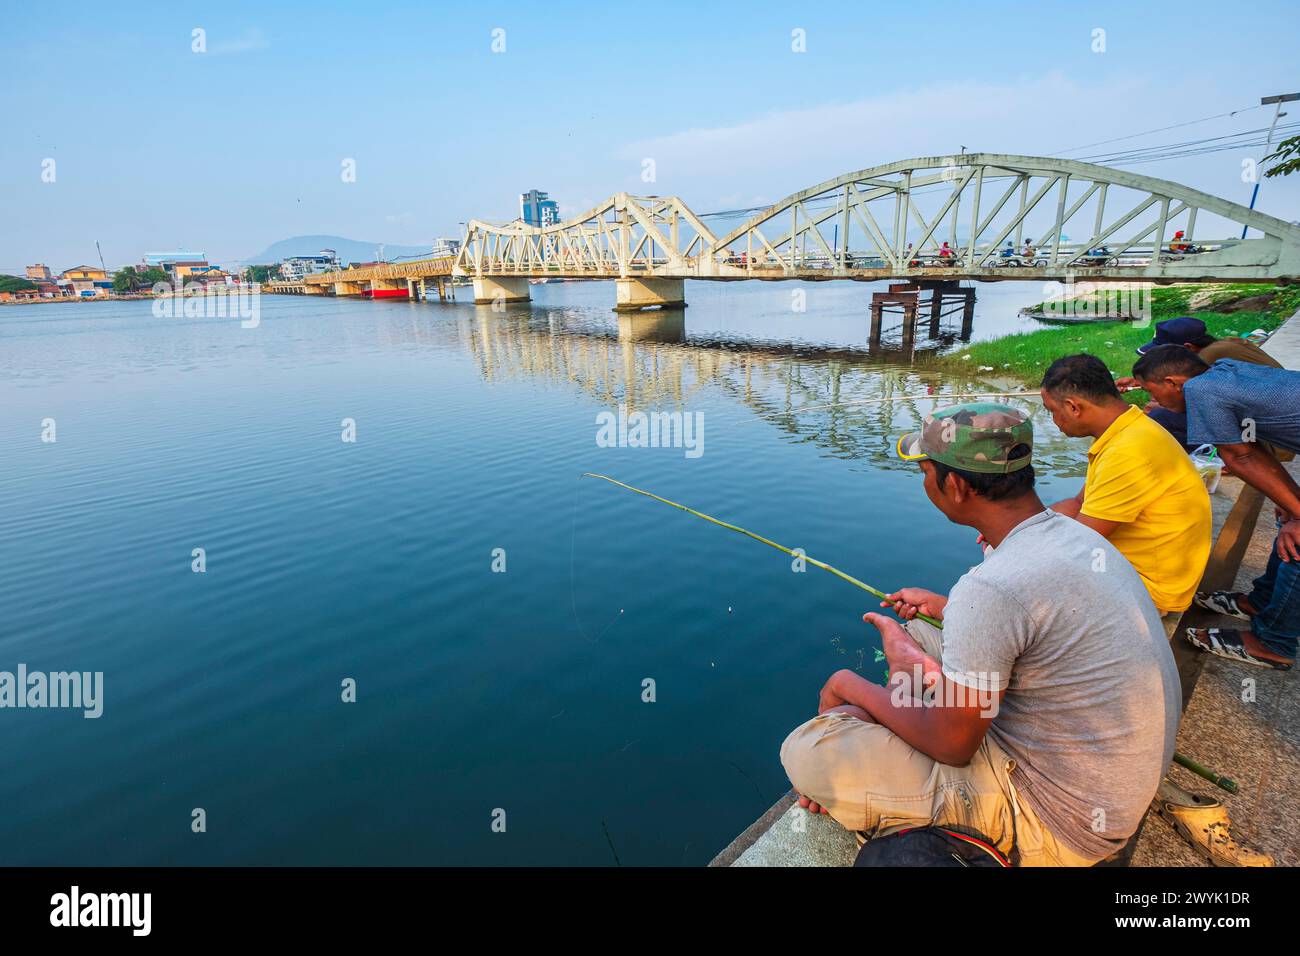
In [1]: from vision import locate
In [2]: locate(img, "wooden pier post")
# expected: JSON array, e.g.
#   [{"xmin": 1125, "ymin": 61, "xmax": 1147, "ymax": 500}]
[{"xmin": 901, "ymin": 302, "xmax": 917, "ymax": 350}]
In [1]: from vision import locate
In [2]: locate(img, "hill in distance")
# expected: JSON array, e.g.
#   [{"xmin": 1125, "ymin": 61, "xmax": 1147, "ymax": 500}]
[{"xmin": 242, "ymin": 235, "xmax": 435, "ymax": 267}]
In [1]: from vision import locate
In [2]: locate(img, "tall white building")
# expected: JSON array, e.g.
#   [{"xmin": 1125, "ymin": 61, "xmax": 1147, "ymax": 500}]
[{"xmin": 279, "ymin": 250, "xmax": 340, "ymax": 281}]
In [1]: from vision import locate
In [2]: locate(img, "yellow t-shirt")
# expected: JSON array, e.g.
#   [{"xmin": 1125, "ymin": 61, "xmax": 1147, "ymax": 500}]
[{"xmin": 1081, "ymin": 406, "xmax": 1212, "ymax": 613}]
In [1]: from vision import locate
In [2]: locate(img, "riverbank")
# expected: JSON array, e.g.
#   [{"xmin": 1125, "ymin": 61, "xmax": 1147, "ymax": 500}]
[
  {"xmin": 936, "ymin": 283, "xmax": 1300, "ymax": 387},
  {"xmin": 0, "ymin": 293, "xmax": 154, "ymax": 306}
]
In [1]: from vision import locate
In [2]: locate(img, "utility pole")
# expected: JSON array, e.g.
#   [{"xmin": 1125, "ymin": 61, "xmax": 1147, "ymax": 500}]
[{"xmin": 1242, "ymin": 92, "xmax": 1299, "ymax": 238}]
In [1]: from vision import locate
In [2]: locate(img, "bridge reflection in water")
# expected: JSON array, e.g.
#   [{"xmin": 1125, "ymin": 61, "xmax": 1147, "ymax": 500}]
[{"xmin": 405, "ymin": 296, "xmax": 1082, "ymax": 478}]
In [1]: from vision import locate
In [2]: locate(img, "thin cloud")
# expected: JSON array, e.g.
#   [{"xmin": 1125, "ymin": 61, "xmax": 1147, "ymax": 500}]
[{"xmin": 614, "ymin": 73, "xmax": 1161, "ymax": 204}]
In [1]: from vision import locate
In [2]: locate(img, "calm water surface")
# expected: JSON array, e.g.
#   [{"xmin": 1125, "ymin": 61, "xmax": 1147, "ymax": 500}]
[{"xmin": 0, "ymin": 279, "xmax": 1087, "ymax": 865}]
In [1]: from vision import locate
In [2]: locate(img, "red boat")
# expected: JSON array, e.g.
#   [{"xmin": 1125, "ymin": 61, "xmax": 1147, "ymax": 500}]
[{"xmin": 362, "ymin": 288, "xmax": 409, "ymax": 299}]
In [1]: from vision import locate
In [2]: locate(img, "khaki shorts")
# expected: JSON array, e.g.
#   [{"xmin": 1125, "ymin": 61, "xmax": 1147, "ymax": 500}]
[{"xmin": 779, "ymin": 620, "xmax": 1099, "ymax": 867}]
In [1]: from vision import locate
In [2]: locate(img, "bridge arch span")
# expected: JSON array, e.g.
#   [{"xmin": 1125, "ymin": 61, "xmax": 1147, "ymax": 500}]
[{"xmin": 701, "ymin": 153, "xmax": 1300, "ymax": 281}]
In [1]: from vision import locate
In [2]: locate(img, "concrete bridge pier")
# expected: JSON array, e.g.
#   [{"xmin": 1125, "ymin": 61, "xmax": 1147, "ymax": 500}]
[
  {"xmin": 407, "ymin": 278, "xmax": 422, "ymax": 300},
  {"xmin": 616, "ymin": 309, "xmax": 686, "ymax": 343},
  {"xmin": 369, "ymin": 278, "xmax": 409, "ymax": 298},
  {"xmin": 334, "ymin": 280, "xmax": 366, "ymax": 296},
  {"xmin": 614, "ymin": 277, "xmax": 686, "ymax": 313},
  {"xmin": 303, "ymin": 284, "xmax": 328, "ymax": 296},
  {"xmin": 473, "ymin": 276, "xmax": 530, "ymax": 306}
]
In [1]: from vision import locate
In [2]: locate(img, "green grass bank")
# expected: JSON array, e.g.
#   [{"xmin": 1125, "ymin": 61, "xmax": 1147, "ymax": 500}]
[{"xmin": 937, "ymin": 284, "xmax": 1300, "ymax": 393}]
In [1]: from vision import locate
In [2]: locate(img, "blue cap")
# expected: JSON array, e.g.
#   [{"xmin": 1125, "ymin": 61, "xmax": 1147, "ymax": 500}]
[{"xmin": 1135, "ymin": 316, "xmax": 1211, "ymax": 356}]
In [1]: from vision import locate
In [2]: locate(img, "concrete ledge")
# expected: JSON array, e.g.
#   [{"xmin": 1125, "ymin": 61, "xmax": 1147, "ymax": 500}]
[{"xmin": 709, "ymin": 793, "xmax": 860, "ymax": 867}]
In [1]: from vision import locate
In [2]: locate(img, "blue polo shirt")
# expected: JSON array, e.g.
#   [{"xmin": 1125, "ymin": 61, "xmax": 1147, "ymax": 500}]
[{"xmin": 1184, "ymin": 359, "xmax": 1300, "ymax": 453}]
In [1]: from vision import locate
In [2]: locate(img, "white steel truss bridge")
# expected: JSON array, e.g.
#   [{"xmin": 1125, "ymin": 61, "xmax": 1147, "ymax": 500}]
[{"xmin": 451, "ymin": 154, "xmax": 1299, "ymax": 307}]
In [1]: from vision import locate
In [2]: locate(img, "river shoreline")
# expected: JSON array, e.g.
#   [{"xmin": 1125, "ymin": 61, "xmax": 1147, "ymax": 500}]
[{"xmin": 933, "ymin": 283, "xmax": 1300, "ymax": 388}]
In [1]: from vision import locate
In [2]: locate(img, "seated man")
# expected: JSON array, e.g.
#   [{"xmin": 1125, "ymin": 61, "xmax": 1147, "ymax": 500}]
[
  {"xmin": 1132, "ymin": 346, "xmax": 1300, "ymax": 669},
  {"xmin": 1040, "ymin": 353, "xmax": 1211, "ymax": 614},
  {"xmin": 781, "ymin": 403, "xmax": 1180, "ymax": 866},
  {"xmin": 1118, "ymin": 317, "xmax": 1284, "ymax": 450}
]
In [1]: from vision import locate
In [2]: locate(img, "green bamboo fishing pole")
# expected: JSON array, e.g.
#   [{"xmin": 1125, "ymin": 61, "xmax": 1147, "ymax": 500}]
[
  {"xmin": 1173, "ymin": 753, "xmax": 1238, "ymax": 795},
  {"xmin": 581, "ymin": 472, "xmax": 1238, "ymax": 795},
  {"xmin": 581, "ymin": 472, "xmax": 942, "ymax": 628}
]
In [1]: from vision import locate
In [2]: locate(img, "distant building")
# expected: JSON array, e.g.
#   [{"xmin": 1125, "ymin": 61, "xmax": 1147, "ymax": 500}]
[
  {"xmin": 279, "ymin": 250, "xmax": 341, "ymax": 281},
  {"xmin": 143, "ymin": 251, "xmax": 208, "ymax": 278},
  {"xmin": 60, "ymin": 265, "xmax": 108, "ymax": 281},
  {"xmin": 186, "ymin": 269, "xmax": 231, "ymax": 286},
  {"xmin": 26, "ymin": 264, "xmax": 52, "ymax": 280},
  {"xmin": 432, "ymin": 237, "xmax": 462, "ymax": 258},
  {"xmin": 520, "ymin": 190, "xmax": 560, "ymax": 227},
  {"xmin": 172, "ymin": 262, "xmax": 214, "ymax": 278},
  {"xmin": 59, "ymin": 278, "xmax": 109, "ymax": 297}
]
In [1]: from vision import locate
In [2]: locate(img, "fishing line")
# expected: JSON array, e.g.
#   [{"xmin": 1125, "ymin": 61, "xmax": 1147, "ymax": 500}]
[
  {"xmin": 580, "ymin": 472, "xmax": 942, "ymax": 627},
  {"xmin": 790, "ymin": 390, "xmax": 1042, "ymax": 415},
  {"xmin": 569, "ymin": 480, "xmax": 627, "ymax": 644}
]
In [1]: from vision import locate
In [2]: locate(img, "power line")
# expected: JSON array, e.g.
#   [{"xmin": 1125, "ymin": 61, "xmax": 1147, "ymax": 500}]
[
  {"xmin": 695, "ymin": 105, "xmax": 1281, "ymax": 221},
  {"xmin": 1049, "ymin": 103, "xmax": 1264, "ymax": 156}
]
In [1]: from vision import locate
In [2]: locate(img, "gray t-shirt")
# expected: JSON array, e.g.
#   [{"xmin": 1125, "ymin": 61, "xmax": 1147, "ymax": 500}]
[{"xmin": 941, "ymin": 509, "xmax": 1180, "ymax": 861}]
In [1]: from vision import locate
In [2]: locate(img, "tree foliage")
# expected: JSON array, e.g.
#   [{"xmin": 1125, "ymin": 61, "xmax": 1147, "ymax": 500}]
[
  {"xmin": 0, "ymin": 274, "xmax": 38, "ymax": 293},
  {"xmin": 243, "ymin": 264, "xmax": 281, "ymax": 283},
  {"xmin": 112, "ymin": 268, "xmax": 140, "ymax": 292},
  {"xmin": 1263, "ymin": 135, "xmax": 1300, "ymax": 179}
]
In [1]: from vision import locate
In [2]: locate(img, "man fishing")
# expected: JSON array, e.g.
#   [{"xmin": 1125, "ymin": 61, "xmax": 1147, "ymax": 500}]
[
  {"xmin": 1132, "ymin": 345, "xmax": 1300, "ymax": 670},
  {"xmin": 779, "ymin": 403, "xmax": 1181, "ymax": 866},
  {"xmin": 1039, "ymin": 353, "xmax": 1211, "ymax": 615}
]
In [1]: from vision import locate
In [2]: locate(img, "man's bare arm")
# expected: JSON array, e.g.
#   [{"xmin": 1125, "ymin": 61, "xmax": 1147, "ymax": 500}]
[
  {"xmin": 1216, "ymin": 443, "xmax": 1300, "ymax": 515},
  {"xmin": 1217, "ymin": 442, "xmax": 1300, "ymax": 560},
  {"xmin": 824, "ymin": 668, "xmax": 1001, "ymax": 766},
  {"xmin": 1049, "ymin": 487, "xmax": 1085, "ymax": 519},
  {"xmin": 819, "ymin": 613, "xmax": 1004, "ymax": 766}
]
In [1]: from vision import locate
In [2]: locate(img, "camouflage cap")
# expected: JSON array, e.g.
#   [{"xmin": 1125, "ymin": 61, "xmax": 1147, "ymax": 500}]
[{"xmin": 896, "ymin": 402, "xmax": 1033, "ymax": 474}]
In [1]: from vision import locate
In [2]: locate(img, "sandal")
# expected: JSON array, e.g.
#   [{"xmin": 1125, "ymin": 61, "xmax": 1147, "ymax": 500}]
[
  {"xmin": 1153, "ymin": 784, "xmax": 1273, "ymax": 867},
  {"xmin": 1184, "ymin": 628, "xmax": 1293, "ymax": 670},
  {"xmin": 1193, "ymin": 591, "xmax": 1253, "ymax": 622}
]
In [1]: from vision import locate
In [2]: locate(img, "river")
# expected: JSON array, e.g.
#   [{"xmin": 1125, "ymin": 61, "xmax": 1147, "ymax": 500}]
[{"xmin": 0, "ymin": 278, "xmax": 1087, "ymax": 864}]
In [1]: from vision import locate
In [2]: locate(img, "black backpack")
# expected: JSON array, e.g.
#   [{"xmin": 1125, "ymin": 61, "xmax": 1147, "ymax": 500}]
[{"xmin": 853, "ymin": 826, "xmax": 1011, "ymax": 867}]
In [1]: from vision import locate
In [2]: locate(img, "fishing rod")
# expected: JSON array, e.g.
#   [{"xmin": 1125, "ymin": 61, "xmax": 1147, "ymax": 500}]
[
  {"xmin": 581, "ymin": 472, "xmax": 1238, "ymax": 795},
  {"xmin": 581, "ymin": 472, "xmax": 941, "ymax": 625},
  {"xmin": 792, "ymin": 390, "xmax": 1043, "ymax": 415}
]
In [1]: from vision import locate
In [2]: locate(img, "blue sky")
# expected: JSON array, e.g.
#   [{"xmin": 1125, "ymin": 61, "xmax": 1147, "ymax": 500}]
[{"xmin": 2, "ymin": 0, "xmax": 1297, "ymax": 271}]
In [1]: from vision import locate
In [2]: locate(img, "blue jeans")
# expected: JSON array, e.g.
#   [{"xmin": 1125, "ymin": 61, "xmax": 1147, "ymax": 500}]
[{"xmin": 1246, "ymin": 523, "xmax": 1300, "ymax": 658}]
